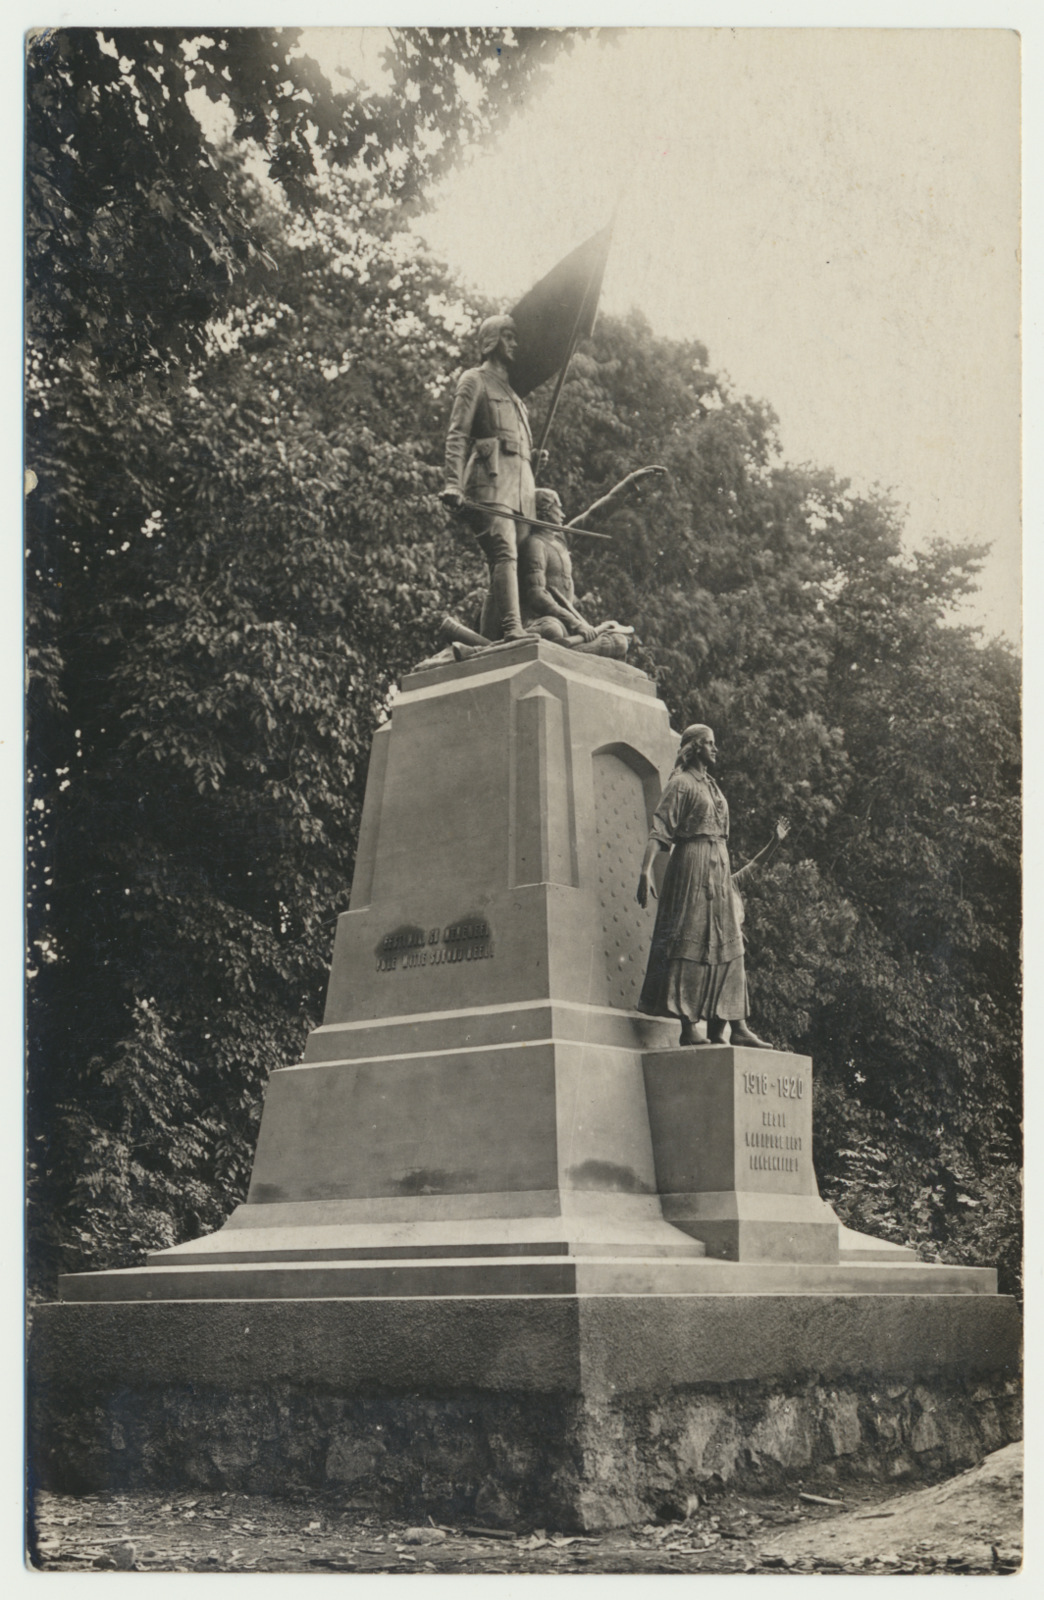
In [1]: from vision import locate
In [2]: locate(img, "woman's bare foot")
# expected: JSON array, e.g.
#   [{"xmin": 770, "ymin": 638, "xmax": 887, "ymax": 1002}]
[{"xmin": 729, "ymin": 1019, "xmax": 773, "ymax": 1049}]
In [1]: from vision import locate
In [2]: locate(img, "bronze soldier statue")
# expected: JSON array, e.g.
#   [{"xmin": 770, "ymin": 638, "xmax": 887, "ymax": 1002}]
[
  {"xmin": 435, "ymin": 465, "xmax": 666, "ymax": 663},
  {"xmin": 520, "ymin": 488, "xmax": 606, "ymax": 646},
  {"xmin": 517, "ymin": 471, "xmax": 664, "ymax": 655},
  {"xmin": 440, "ymin": 314, "xmax": 536, "ymax": 643}
]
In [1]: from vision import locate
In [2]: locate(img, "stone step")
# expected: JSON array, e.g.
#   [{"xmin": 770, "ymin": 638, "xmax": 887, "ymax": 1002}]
[{"xmin": 59, "ymin": 1254, "xmax": 997, "ymax": 1303}]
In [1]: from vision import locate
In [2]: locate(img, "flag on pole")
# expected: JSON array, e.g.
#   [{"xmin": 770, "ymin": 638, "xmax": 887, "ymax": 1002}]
[{"xmin": 507, "ymin": 221, "xmax": 614, "ymax": 400}]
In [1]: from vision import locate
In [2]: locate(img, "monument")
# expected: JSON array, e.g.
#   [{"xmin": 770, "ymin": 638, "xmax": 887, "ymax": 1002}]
[
  {"xmin": 29, "ymin": 262, "xmax": 1019, "ymax": 1528},
  {"xmin": 32, "ymin": 636, "xmax": 1020, "ymax": 1529}
]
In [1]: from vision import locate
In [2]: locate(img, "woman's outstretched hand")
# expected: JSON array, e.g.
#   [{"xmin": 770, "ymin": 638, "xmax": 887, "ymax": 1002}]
[{"xmin": 775, "ymin": 815, "xmax": 791, "ymax": 842}]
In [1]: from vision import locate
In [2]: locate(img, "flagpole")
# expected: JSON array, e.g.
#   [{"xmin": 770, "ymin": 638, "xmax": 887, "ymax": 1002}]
[
  {"xmin": 534, "ymin": 217, "xmax": 614, "ymax": 461},
  {"xmin": 533, "ymin": 293, "xmax": 590, "ymax": 459}
]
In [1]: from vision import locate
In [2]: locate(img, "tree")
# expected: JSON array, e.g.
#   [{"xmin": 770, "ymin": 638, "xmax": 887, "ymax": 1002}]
[{"xmin": 26, "ymin": 26, "xmax": 579, "ymax": 374}]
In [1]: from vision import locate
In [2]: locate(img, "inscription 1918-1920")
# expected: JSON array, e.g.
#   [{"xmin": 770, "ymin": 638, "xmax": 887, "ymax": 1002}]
[
  {"xmin": 376, "ymin": 919, "xmax": 494, "ymax": 974},
  {"xmin": 742, "ymin": 1069, "xmax": 804, "ymax": 1100},
  {"xmin": 740, "ymin": 1066, "xmax": 807, "ymax": 1176}
]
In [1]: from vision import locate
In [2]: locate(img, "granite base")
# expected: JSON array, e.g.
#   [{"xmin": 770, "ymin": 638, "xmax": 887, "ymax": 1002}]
[{"xmin": 30, "ymin": 1292, "xmax": 1021, "ymax": 1529}]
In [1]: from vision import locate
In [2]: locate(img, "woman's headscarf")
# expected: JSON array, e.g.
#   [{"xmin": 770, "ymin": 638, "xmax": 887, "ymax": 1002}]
[{"xmin": 673, "ymin": 724, "xmax": 714, "ymax": 771}]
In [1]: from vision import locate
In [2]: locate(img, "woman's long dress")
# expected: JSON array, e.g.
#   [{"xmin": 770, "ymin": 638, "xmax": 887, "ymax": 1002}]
[{"xmin": 637, "ymin": 765, "xmax": 748, "ymax": 1023}]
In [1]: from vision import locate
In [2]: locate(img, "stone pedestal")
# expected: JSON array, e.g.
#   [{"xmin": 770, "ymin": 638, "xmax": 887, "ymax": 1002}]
[
  {"xmin": 644, "ymin": 1046, "xmax": 841, "ymax": 1262},
  {"xmin": 39, "ymin": 641, "xmax": 1020, "ymax": 1523},
  {"xmin": 120, "ymin": 639, "xmax": 701, "ymax": 1279}
]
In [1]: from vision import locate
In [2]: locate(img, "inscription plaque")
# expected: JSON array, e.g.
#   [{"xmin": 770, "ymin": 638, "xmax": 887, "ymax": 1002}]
[
  {"xmin": 737, "ymin": 1058, "xmax": 814, "ymax": 1188},
  {"xmin": 375, "ymin": 918, "xmax": 495, "ymax": 974}
]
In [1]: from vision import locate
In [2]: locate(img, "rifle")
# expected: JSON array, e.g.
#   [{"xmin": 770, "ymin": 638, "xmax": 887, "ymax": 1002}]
[{"xmin": 452, "ymin": 498, "xmax": 613, "ymax": 542}]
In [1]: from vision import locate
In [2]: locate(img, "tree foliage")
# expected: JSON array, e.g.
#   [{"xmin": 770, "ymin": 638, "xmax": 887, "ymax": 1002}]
[
  {"xmin": 26, "ymin": 33, "xmax": 1020, "ymax": 1298},
  {"xmin": 27, "ymin": 171, "xmax": 484, "ymax": 1287},
  {"xmin": 26, "ymin": 25, "xmax": 577, "ymax": 373}
]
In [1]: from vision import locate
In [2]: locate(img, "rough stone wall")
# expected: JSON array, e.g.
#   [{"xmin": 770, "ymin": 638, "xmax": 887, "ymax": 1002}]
[
  {"xmin": 576, "ymin": 1375, "xmax": 1022, "ymax": 1527},
  {"xmin": 29, "ymin": 1374, "xmax": 1021, "ymax": 1532},
  {"xmin": 29, "ymin": 1382, "xmax": 587, "ymax": 1530}
]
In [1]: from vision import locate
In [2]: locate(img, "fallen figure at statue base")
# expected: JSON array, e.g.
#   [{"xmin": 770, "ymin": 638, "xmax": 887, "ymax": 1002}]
[
  {"xmin": 453, "ymin": 615, "xmax": 632, "ymax": 661},
  {"xmin": 412, "ymin": 615, "xmax": 633, "ymax": 671}
]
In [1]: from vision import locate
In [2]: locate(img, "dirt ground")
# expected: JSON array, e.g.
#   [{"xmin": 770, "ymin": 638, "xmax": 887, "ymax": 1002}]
[{"xmin": 28, "ymin": 1441, "xmax": 1021, "ymax": 1575}]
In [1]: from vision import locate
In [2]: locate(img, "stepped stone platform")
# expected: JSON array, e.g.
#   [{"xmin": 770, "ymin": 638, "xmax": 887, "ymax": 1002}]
[{"xmin": 33, "ymin": 640, "xmax": 1020, "ymax": 1526}]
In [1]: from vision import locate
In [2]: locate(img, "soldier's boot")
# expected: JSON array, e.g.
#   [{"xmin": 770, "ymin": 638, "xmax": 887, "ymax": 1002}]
[
  {"xmin": 479, "ymin": 587, "xmax": 498, "ymax": 642},
  {"xmin": 490, "ymin": 559, "xmax": 528, "ymax": 642}
]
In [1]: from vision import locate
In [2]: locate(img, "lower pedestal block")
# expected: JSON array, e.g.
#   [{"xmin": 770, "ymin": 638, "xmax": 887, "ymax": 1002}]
[
  {"xmin": 29, "ymin": 1292, "xmax": 1021, "ymax": 1529},
  {"xmin": 643, "ymin": 1046, "xmax": 841, "ymax": 1262}
]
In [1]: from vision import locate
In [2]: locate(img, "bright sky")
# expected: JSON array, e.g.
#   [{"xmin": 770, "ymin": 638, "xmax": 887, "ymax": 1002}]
[{"xmin": 302, "ymin": 25, "xmax": 1021, "ymax": 641}]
